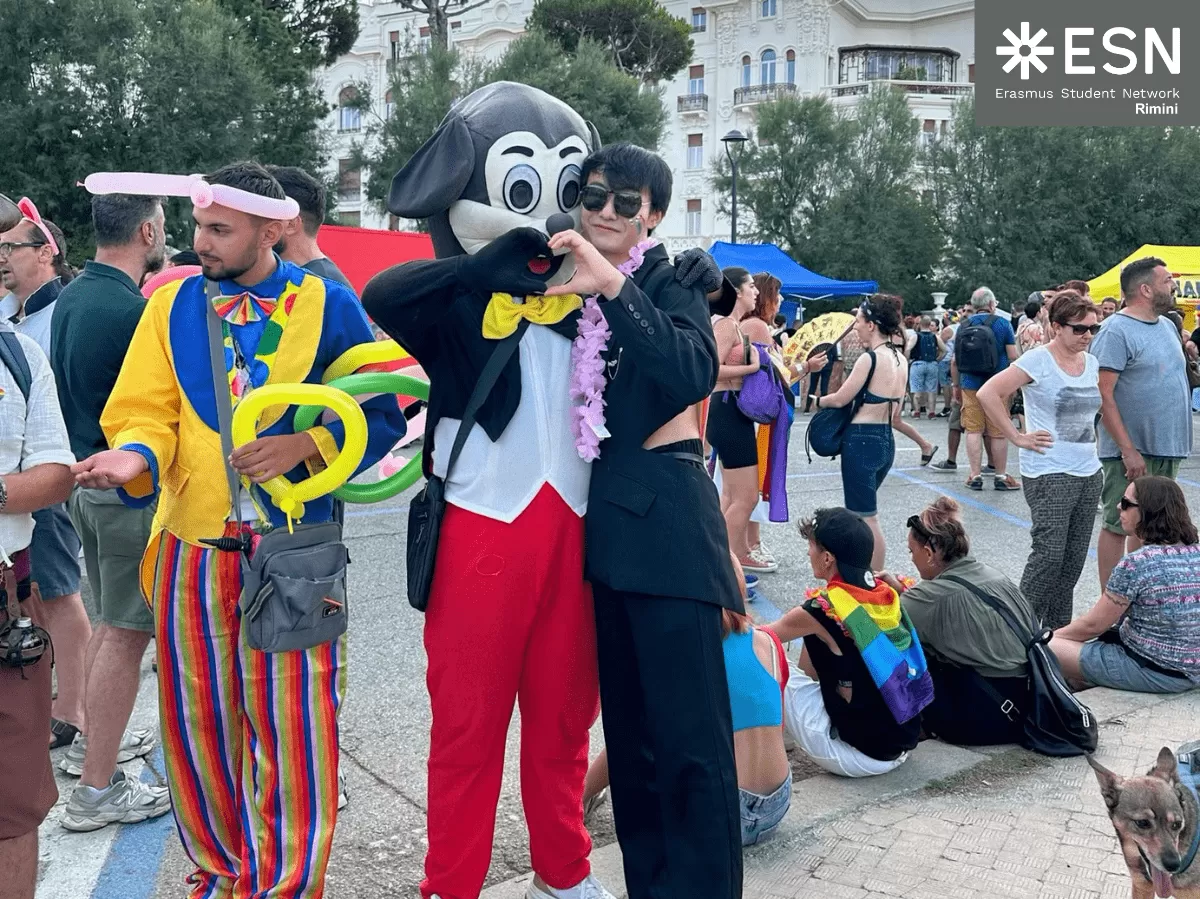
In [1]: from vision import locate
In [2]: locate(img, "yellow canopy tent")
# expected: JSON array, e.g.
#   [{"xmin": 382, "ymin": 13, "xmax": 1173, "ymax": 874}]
[{"xmin": 1087, "ymin": 245, "xmax": 1200, "ymax": 330}]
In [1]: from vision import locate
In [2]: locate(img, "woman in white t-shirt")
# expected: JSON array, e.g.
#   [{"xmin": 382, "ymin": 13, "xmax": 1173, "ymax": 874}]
[{"xmin": 977, "ymin": 291, "xmax": 1102, "ymax": 628}]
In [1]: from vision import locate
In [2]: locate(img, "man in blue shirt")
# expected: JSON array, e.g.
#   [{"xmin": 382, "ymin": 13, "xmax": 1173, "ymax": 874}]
[{"xmin": 952, "ymin": 287, "xmax": 1019, "ymax": 490}]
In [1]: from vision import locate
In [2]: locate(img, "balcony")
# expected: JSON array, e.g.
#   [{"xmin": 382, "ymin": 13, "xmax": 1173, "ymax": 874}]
[
  {"xmin": 677, "ymin": 93, "xmax": 709, "ymax": 114},
  {"xmin": 826, "ymin": 80, "xmax": 974, "ymax": 100},
  {"xmin": 733, "ymin": 82, "xmax": 797, "ymax": 106}
]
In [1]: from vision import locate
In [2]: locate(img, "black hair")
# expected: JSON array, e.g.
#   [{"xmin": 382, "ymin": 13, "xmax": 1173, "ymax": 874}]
[
  {"xmin": 580, "ymin": 142, "xmax": 672, "ymax": 217},
  {"xmin": 774, "ymin": 313, "xmax": 787, "ymax": 327},
  {"xmin": 859, "ymin": 296, "xmax": 902, "ymax": 337},
  {"xmin": 170, "ymin": 249, "xmax": 201, "ymax": 266},
  {"xmin": 1119, "ymin": 256, "xmax": 1166, "ymax": 299},
  {"xmin": 92, "ymin": 194, "xmax": 161, "ymax": 248},
  {"xmin": 722, "ymin": 266, "xmax": 751, "ymax": 290},
  {"xmin": 204, "ymin": 160, "xmax": 286, "ymax": 202},
  {"xmin": 265, "ymin": 165, "xmax": 325, "ymax": 236},
  {"xmin": 1023, "ymin": 298, "xmax": 1043, "ymax": 321}
]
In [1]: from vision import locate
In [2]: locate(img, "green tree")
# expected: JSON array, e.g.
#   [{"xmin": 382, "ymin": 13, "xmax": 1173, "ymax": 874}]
[
  {"xmin": 393, "ymin": 0, "xmax": 491, "ymax": 51},
  {"xmin": 528, "ymin": 0, "xmax": 693, "ymax": 85}
]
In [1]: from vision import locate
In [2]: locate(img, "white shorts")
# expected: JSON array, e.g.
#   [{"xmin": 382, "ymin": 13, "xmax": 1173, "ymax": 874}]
[{"xmin": 783, "ymin": 667, "xmax": 909, "ymax": 779}]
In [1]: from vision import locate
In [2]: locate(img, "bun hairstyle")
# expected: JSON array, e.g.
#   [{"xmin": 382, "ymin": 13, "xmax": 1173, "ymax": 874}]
[
  {"xmin": 859, "ymin": 295, "xmax": 903, "ymax": 337},
  {"xmin": 1048, "ymin": 290, "xmax": 1094, "ymax": 327},
  {"xmin": 911, "ymin": 496, "xmax": 971, "ymax": 563}
]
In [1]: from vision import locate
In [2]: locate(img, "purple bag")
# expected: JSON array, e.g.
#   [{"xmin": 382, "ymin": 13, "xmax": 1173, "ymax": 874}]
[{"xmin": 736, "ymin": 344, "xmax": 780, "ymax": 424}]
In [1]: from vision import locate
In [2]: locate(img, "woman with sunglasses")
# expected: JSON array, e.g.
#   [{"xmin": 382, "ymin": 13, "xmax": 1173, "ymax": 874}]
[
  {"xmin": 809, "ymin": 296, "xmax": 906, "ymax": 570},
  {"xmin": 977, "ymin": 291, "xmax": 1102, "ymax": 629},
  {"xmin": 1049, "ymin": 476, "xmax": 1200, "ymax": 693}
]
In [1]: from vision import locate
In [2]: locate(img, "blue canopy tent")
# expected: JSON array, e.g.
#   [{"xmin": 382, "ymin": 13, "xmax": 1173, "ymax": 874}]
[{"xmin": 708, "ymin": 242, "xmax": 877, "ymax": 325}]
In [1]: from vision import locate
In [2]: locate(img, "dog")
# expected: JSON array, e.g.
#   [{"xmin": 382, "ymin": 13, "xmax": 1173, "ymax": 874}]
[{"xmin": 1090, "ymin": 743, "xmax": 1200, "ymax": 898}]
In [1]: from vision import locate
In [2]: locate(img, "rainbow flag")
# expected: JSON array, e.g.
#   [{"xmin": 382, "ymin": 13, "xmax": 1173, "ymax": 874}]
[{"xmin": 813, "ymin": 580, "xmax": 934, "ymax": 725}]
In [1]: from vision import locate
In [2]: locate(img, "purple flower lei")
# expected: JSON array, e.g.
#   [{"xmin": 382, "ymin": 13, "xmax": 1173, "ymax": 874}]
[{"xmin": 569, "ymin": 238, "xmax": 658, "ymax": 461}]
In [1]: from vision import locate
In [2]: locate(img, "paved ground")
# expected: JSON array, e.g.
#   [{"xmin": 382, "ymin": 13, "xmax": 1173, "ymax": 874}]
[{"xmin": 35, "ymin": 411, "xmax": 1200, "ymax": 899}]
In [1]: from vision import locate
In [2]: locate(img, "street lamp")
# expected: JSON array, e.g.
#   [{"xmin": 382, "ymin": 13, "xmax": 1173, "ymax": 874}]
[{"xmin": 722, "ymin": 129, "xmax": 748, "ymax": 244}]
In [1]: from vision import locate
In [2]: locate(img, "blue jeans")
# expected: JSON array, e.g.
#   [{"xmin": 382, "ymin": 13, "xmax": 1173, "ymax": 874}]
[
  {"xmin": 1079, "ymin": 640, "xmax": 1199, "ymax": 694},
  {"xmin": 740, "ymin": 774, "xmax": 792, "ymax": 846},
  {"xmin": 840, "ymin": 423, "xmax": 895, "ymax": 516}
]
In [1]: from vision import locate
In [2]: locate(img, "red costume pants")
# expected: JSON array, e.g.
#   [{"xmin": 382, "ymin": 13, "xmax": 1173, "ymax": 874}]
[{"xmin": 421, "ymin": 484, "xmax": 600, "ymax": 899}]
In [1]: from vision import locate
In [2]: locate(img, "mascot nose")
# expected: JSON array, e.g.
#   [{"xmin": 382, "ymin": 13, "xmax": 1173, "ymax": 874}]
[{"xmin": 545, "ymin": 213, "xmax": 575, "ymax": 237}]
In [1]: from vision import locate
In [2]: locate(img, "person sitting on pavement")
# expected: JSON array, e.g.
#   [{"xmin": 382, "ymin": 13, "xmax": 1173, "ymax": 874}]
[
  {"xmin": 768, "ymin": 509, "xmax": 929, "ymax": 778},
  {"xmin": 1050, "ymin": 476, "xmax": 1200, "ymax": 694},
  {"xmin": 880, "ymin": 497, "xmax": 1035, "ymax": 746},
  {"xmin": 581, "ymin": 554, "xmax": 792, "ymax": 846}
]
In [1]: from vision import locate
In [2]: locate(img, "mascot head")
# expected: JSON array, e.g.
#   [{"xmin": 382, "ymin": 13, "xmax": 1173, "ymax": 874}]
[{"xmin": 387, "ymin": 82, "xmax": 600, "ymax": 282}]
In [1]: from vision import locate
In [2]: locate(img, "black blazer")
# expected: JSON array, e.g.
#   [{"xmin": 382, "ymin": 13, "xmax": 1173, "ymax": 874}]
[{"xmin": 584, "ymin": 245, "xmax": 743, "ymax": 612}]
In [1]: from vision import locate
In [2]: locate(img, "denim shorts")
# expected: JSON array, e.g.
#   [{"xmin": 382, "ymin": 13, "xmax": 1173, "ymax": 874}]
[
  {"xmin": 840, "ymin": 423, "xmax": 895, "ymax": 517},
  {"xmin": 938, "ymin": 358, "xmax": 953, "ymax": 388},
  {"xmin": 1079, "ymin": 640, "xmax": 1199, "ymax": 694},
  {"xmin": 30, "ymin": 503, "xmax": 82, "ymax": 599},
  {"xmin": 740, "ymin": 774, "xmax": 792, "ymax": 846},
  {"xmin": 909, "ymin": 360, "xmax": 940, "ymax": 394}
]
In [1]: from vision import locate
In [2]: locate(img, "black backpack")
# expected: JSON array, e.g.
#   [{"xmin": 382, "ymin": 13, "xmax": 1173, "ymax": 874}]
[
  {"xmin": 944, "ymin": 576, "xmax": 1098, "ymax": 757},
  {"xmin": 954, "ymin": 314, "xmax": 1001, "ymax": 376}
]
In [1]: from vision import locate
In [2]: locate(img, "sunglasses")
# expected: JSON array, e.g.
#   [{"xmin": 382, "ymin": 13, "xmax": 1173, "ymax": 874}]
[
  {"xmin": 580, "ymin": 184, "xmax": 647, "ymax": 218},
  {"xmin": 0, "ymin": 240, "xmax": 44, "ymax": 259},
  {"xmin": 1118, "ymin": 496, "xmax": 1139, "ymax": 511},
  {"xmin": 1062, "ymin": 323, "xmax": 1102, "ymax": 336}
]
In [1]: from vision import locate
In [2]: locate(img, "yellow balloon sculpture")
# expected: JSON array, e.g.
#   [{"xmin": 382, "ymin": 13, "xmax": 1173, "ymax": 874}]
[{"xmin": 230, "ymin": 384, "xmax": 369, "ymax": 521}]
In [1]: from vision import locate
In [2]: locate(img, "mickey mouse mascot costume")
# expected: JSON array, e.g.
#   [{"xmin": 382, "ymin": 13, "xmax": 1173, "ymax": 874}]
[{"xmin": 363, "ymin": 83, "xmax": 719, "ymax": 899}]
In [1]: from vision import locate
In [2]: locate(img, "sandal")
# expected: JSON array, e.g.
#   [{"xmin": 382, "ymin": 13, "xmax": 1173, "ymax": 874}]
[
  {"xmin": 920, "ymin": 445, "xmax": 939, "ymax": 467},
  {"xmin": 49, "ymin": 718, "xmax": 80, "ymax": 749}
]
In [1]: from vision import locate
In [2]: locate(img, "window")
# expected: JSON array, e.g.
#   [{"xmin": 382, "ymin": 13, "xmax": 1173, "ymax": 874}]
[
  {"xmin": 337, "ymin": 158, "xmax": 361, "ymax": 201},
  {"xmin": 340, "ymin": 211, "xmax": 361, "ymax": 227},
  {"xmin": 761, "ymin": 49, "xmax": 777, "ymax": 85},
  {"xmin": 337, "ymin": 86, "xmax": 361, "ymax": 132},
  {"xmin": 687, "ymin": 134, "xmax": 704, "ymax": 169},
  {"xmin": 686, "ymin": 199, "xmax": 702, "ymax": 237},
  {"xmin": 418, "ymin": 25, "xmax": 431, "ymax": 53},
  {"xmin": 389, "ymin": 30, "xmax": 401, "ymax": 61},
  {"xmin": 761, "ymin": 0, "xmax": 777, "ymax": 17},
  {"xmin": 691, "ymin": 7, "xmax": 707, "ymax": 32},
  {"xmin": 968, "ymin": 63, "xmax": 975, "ymax": 83},
  {"xmin": 786, "ymin": 49, "xmax": 796, "ymax": 84},
  {"xmin": 741, "ymin": 55, "xmax": 751, "ymax": 88},
  {"xmin": 838, "ymin": 47, "xmax": 958, "ymax": 84},
  {"xmin": 688, "ymin": 64, "xmax": 705, "ymax": 95},
  {"xmin": 385, "ymin": 89, "xmax": 395, "ymax": 121}
]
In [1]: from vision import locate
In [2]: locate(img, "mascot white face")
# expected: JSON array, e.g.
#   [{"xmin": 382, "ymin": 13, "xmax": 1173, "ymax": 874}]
[{"xmin": 387, "ymin": 82, "xmax": 600, "ymax": 288}]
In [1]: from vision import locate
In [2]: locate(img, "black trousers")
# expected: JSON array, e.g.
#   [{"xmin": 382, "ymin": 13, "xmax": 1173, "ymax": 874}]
[
  {"xmin": 922, "ymin": 658, "xmax": 1028, "ymax": 746},
  {"xmin": 593, "ymin": 584, "xmax": 742, "ymax": 899}
]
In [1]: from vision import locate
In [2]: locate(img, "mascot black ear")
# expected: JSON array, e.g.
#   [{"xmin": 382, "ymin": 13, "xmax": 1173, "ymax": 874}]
[
  {"xmin": 387, "ymin": 112, "xmax": 475, "ymax": 218},
  {"xmin": 587, "ymin": 120, "xmax": 602, "ymax": 152}
]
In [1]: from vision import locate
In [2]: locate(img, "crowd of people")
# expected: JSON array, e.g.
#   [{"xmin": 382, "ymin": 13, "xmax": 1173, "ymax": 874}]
[{"xmin": 0, "ymin": 133, "xmax": 1196, "ymax": 899}]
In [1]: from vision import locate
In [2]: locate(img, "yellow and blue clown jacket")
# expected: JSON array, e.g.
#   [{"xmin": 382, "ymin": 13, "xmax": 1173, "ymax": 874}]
[{"xmin": 101, "ymin": 259, "xmax": 406, "ymax": 549}]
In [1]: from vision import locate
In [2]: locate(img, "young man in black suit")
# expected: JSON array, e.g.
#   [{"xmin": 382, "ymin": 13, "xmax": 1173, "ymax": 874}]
[{"xmin": 546, "ymin": 144, "xmax": 744, "ymax": 899}]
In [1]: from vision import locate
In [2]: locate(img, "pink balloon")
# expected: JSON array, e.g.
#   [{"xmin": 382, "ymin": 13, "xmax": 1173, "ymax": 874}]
[
  {"xmin": 84, "ymin": 172, "xmax": 299, "ymax": 220},
  {"xmin": 141, "ymin": 265, "xmax": 203, "ymax": 298}
]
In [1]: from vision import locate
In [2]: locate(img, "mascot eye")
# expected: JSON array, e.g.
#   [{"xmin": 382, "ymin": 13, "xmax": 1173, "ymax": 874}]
[
  {"xmin": 503, "ymin": 164, "xmax": 541, "ymax": 214},
  {"xmin": 558, "ymin": 164, "xmax": 582, "ymax": 211}
]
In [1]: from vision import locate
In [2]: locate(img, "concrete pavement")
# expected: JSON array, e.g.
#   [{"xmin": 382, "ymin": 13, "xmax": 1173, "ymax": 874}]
[{"xmin": 35, "ymin": 412, "xmax": 1200, "ymax": 899}]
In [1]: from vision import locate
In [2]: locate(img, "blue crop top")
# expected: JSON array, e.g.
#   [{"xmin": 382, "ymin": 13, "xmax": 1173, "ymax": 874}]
[{"xmin": 723, "ymin": 628, "xmax": 785, "ymax": 732}]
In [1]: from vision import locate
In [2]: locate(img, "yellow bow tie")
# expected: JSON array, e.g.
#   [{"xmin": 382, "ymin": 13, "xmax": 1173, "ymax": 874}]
[{"xmin": 482, "ymin": 292, "xmax": 582, "ymax": 340}]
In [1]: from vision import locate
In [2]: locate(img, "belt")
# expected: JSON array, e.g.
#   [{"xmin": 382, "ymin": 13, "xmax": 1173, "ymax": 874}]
[{"xmin": 652, "ymin": 439, "xmax": 705, "ymax": 470}]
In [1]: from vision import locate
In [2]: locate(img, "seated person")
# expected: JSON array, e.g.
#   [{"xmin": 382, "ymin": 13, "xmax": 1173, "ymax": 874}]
[
  {"xmin": 1051, "ymin": 476, "xmax": 1200, "ymax": 693},
  {"xmin": 581, "ymin": 556, "xmax": 792, "ymax": 847},
  {"xmin": 768, "ymin": 509, "xmax": 929, "ymax": 778},
  {"xmin": 881, "ymin": 497, "xmax": 1034, "ymax": 746}
]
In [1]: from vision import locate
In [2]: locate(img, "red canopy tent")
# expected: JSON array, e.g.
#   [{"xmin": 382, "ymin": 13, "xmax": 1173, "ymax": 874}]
[{"xmin": 316, "ymin": 224, "xmax": 434, "ymax": 296}]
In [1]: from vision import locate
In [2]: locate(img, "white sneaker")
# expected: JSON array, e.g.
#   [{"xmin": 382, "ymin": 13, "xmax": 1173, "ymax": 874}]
[
  {"xmin": 747, "ymin": 545, "xmax": 779, "ymax": 573},
  {"xmin": 750, "ymin": 542, "xmax": 778, "ymax": 569},
  {"xmin": 526, "ymin": 873, "xmax": 617, "ymax": 899},
  {"xmin": 337, "ymin": 766, "xmax": 348, "ymax": 810},
  {"xmin": 59, "ymin": 728, "xmax": 158, "ymax": 777},
  {"xmin": 60, "ymin": 769, "xmax": 171, "ymax": 832}
]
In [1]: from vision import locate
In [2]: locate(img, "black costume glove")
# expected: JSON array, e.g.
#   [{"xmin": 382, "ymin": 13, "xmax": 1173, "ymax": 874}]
[
  {"xmin": 673, "ymin": 248, "xmax": 723, "ymax": 294},
  {"xmin": 456, "ymin": 227, "xmax": 558, "ymax": 297}
]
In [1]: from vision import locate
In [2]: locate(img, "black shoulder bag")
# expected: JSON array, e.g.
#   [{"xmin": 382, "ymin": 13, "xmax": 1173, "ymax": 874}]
[
  {"xmin": 943, "ymin": 576, "xmax": 1098, "ymax": 757},
  {"xmin": 804, "ymin": 350, "xmax": 876, "ymax": 462},
  {"xmin": 407, "ymin": 319, "xmax": 529, "ymax": 612}
]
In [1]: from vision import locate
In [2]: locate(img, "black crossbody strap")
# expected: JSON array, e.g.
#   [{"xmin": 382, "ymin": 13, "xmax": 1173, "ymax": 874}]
[
  {"xmin": 943, "ymin": 575, "xmax": 1038, "ymax": 646},
  {"xmin": 848, "ymin": 349, "xmax": 878, "ymax": 418},
  {"xmin": 205, "ymin": 279, "xmax": 244, "ymax": 529},
  {"xmin": 444, "ymin": 319, "xmax": 529, "ymax": 479},
  {"xmin": 0, "ymin": 331, "xmax": 32, "ymax": 402}
]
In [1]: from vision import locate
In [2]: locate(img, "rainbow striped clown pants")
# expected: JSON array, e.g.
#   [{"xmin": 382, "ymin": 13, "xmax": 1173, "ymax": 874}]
[{"xmin": 150, "ymin": 528, "xmax": 345, "ymax": 899}]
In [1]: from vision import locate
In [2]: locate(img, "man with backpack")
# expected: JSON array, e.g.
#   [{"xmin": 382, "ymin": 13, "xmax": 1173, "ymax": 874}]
[
  {"xmin": 907, "ymin": 315, "xmax": 945, "ymax": 418},
  {"xmin": 953, "ymin": 287, "xmax": 1019, "ymax": 491}
]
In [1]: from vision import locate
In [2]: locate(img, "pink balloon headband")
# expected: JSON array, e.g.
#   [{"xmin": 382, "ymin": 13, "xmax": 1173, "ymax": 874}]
[
  {"xmin": 16, "ymin": 198, "xmax": 60, "ymax": 257},
  {"xmin": 82, "ymin": 172, "xmax": 300, "ymax": 220}
]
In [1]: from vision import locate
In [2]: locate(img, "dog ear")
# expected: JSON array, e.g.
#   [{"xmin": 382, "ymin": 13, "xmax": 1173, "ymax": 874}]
[
  {"xmin": 1151, "ymin": 746, "xmax": 1181, "ymax": 785},
  {"xmin": 586, "ymin": 120, "xmax": 602, "ymax": 153},
  {"xmin": 388, "ymin": 112, "xmax": 475, "ymax": 219},
  {"xmin": 1088, "ymin": 754, "xmax": 1123, "ymax": 809}
]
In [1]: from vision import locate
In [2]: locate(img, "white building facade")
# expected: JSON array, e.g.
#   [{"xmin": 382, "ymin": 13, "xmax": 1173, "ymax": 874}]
[{"xmin": 321, "ymin": 0, "xmax": 975, "ymax": 249}]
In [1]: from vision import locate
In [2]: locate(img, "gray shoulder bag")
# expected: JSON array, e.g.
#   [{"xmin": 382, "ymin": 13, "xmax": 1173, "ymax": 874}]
[{"xmin": 204, "ymin": 280, "xmax": 349, "ymax": 653}]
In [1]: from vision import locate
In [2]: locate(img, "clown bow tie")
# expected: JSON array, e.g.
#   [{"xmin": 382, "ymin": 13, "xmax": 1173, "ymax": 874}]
[
  {"xmin": 213, "ymin": 292, "xmax": 278, "ymax": 326},
  {"xmin": 482, "ymin": 292, "xmax": 582, "ymax": 339}
]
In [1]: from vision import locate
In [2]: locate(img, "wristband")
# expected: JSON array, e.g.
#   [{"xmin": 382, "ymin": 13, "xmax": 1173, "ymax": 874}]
[{"xmin": 0, "ymin": 476, "xmax": 7, "ymax": 513}]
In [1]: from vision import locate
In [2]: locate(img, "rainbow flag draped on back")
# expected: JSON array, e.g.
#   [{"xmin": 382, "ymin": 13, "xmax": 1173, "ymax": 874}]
[{"xmin": 812, "ymin": 579, "xmax": 934, "ymax": 725}]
